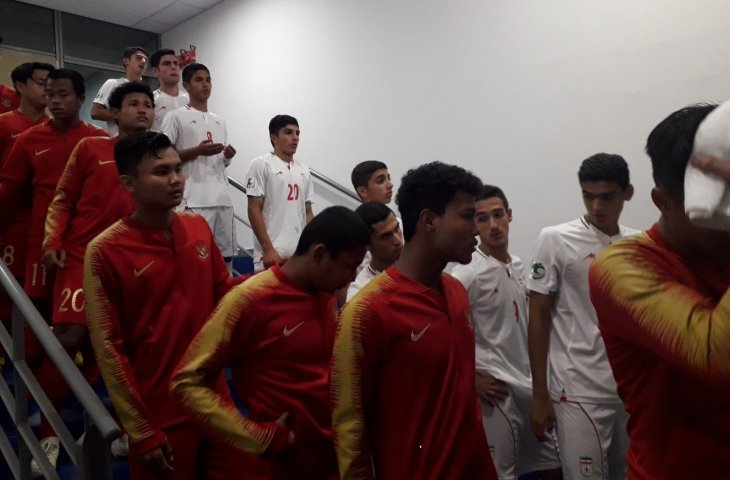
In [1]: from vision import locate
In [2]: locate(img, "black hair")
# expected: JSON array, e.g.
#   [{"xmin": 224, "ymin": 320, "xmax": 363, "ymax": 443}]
[
  {"xmin": 646, "ymin": 103, "xmax": 717, "ymax": 200},
  {"xmin": 149, "ymin": 48, "xmax": 175, "ymax": 68},
  {"xmin": 182, "ymin": 63, "xmax": 209, "ymax": 83},
  {"xmin": 577, "ymin": 153, "xmax": 631, "ymax": 190},
  {"xmin": 108, "ymin": 81, "xmax": 154, "ymax": 111},
  {"xmin": 115, "ymin": 131, "xmax": 172, "ymax": 176},
  {"xmin": 122, "ymin": 46, "xmax": 148, "ymax": 61},
  {"xmin": 269, "ymin": 114, "xmax": 299, "ymax": 136},
  {"xmin": 10, "ymin": 62, "xmax": 55, "ymax": 94},
  {"xmin": 294, "ymin": 206, "xmax": 370, "ymax": 258},
  {"xmin": 396, "ymin": 161, "xmax": 483, "ymax": 241},
  {"xmin": 46, "ymin": 69, "xmax": 85, "ymax": 97},
  {"xmin": 355, "ymin": 202, "xmax": 394, "ymax": 232},
  {"xmin": 351, "ymin": 160, "xmax": 388, "ymax": 195},
  {"xmin": 478, "ymin": 184, "xmax": 509, "ymax": 209}
]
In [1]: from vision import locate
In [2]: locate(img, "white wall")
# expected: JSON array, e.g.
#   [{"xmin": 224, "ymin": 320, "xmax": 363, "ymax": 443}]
[{"xmin": 163, "ymin": 0, "xmax": 730, "ymax": 259}]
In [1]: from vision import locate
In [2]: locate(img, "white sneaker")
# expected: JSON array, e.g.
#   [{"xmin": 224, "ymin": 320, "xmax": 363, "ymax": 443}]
[
  {"xmin": 30, "ymin": 436, "xmax": 59, "ymax": 478},
  {"xmin": 110, "ymin": 434, "xmax": 129, "ymax": 457}
]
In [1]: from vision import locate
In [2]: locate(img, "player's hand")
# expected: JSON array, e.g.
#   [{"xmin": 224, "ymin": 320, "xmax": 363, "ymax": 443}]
[
  {"xmin": 223, "ymin": 144, "xmax": 236, "ymax": 159},
  {"xmin": 475, "ymin": 372, "xmax": 508, "ymax": 406},
  {"xmin": 530, "ymin": 394, "xmax": 556, "ymax": 441},
  {"xmin": 197, "ymin": 139, "xmax": 225, "ymax": 157},
  {"xmin": 138, "ymin": 439, "xmax": 174, "ymax": 473},
  {"xmin": 42, "ymin": 249, "xmax": 66, "ymax": 269},
  {"xmin": 692, "ymin": 155, "xmax": 730, "ymax": 182},
  {"xmin": 262, "ymin": 249, "xmax": 283, "ymax": 269},
  {"xmin": 275, "ymin": 412, "xmax": 296, "ymax": 447}
]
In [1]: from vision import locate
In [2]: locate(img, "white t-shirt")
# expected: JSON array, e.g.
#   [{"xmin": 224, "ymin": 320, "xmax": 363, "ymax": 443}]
[
  {"xmin": 346, "ymin": 263, "xmax": 380, "ymax": 302},
  {"xmin": 245, "ymin": 153, "xmax": 314, "ymax": 262},
  {"xmin": 152, "ymin": 89, "xmax": 189, "ymax": 132},
  {"xmin": 93, "ymin": 77, "xmax": 129, "ymax": 136},
  {"xmin": 452, "ymin": 249, "xmax": 532, "ymax": 393},
  {"xmin": 161, "ymin": 105, "xmax": 232, "ymax": 208},
  {"xmin": 525, "ymin": 216, "xmax": 640, "ymax": 403}
]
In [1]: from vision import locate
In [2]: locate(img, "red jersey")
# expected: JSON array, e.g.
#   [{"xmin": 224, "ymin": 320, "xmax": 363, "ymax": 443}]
[
  {"xmin": 84, "ymin": 212, "xmax": 241, "ymax": 453},
  {"xmin": 0, "ymin": 85, "xmax": 19, "ymax": 115},
  {"xmin": 0, "ymin": 120, "xmax": 108, "ymax": 249},
  {"xmin": 172, "ymin": 264, "xmax": 339, "ymax": 479},
  {"xmin": 589, "ymin": 224, "xmax": 730, "ymax": 480},
  {"xmin": 43, "ymin": 136, "xmax": 133, "ymax": 261},
  {"xmin": 0, "ymin": 110, "xmax": 48, "ymax": 277},
  {"xmin": 331, "ymin": 267, "xmax": 497, "ymax": 480}
]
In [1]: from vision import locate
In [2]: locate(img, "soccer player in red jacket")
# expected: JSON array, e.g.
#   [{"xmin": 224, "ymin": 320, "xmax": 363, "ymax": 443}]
[
  {"xmin": 84, "ymin": 131, "xmax": 243, "ymax": 480},
  {"xmin": 589, "ymin": 104, "xmax": 730, "ymax": 480},
  {"xmin": 171, "ymin": 205, "xmax": 369, "ymax": 479},
  {"xmin": 332, "ymin": 161, "xmax": 498, "ymax": 480}
]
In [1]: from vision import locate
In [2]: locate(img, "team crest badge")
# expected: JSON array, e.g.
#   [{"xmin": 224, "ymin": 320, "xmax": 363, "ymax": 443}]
[
  {"xmin": 196, "ymin": 243, "xmax": 209, "ymax": 259},
  {"xmin": 246, "ymin": 178, "xmax": 256, "ymax": 190},
  {"xmin": 580, "ymin": 457, "xmax": 593, "ymax": 477},
  {"xmin": 530, "ymin": 262, "xmax": 546, "ymax": 280}
]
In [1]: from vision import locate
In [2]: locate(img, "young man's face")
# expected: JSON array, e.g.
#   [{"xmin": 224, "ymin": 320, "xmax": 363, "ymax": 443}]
[
  {"xmin": 45, "ymin": 78, "xmax": 83, "ymax": 121},
  {"xmin": 475, "ymin": 196, "xmax": 511, "ymax": 252},
  {"xmin": 154, "ymin": 54, "xmax": 180, "ymax": 87},
  {"xmin": 16, "ymin": 68, "xmax": 50, "ymax": 109},
  {"xmin": 183, "ymin": 69, "xmax": 211, "ymax": 102},
  {"xmin": 580, "ymin": 181, "xmax": 633, "ymax": 234},
  {"xmin": 124, "ymin": 51, "xmax": 148, "ymax": 77},
  {"xmin": 314, "ymin": 246, "xmax": 368, "ymax": 293},
  {"xmin": 271, "ymin": 124, "xmax": 300, "ymax": 157},
  {"xmin": 359, "ymin": 168, "xmax": 393, "ymax": 204},
  {"xmin": 369, "ymin": 212, "xmax": 403, "ymax": 266},
  {"xmin": 123, "ymin": 147, "xmax": 185, "ymax": 210},
  {"xmin": 432, "ymin": 191, "xmax": 478, "ymax": 264},
  {"xmin": 115, "ymin": 92, "xmax": 153, "ymax": 134}
]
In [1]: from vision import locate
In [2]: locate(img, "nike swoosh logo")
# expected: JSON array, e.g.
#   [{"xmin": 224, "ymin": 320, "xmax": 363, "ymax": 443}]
[
  {"xmin": 283, "ymin": 321, "xmax": 305, "ymax": 337},
  {"xmin": 98, "ymin": 159, "xmax": 115, "ymax": 165},
  {"xmin": 411, "ymin": 323, "xmax": 431, "ymax": 342},
  {"xmin": 35, "ymin": 148, "xmax": 51, "ymax": 156},
  {"xmin": 275, "ymin": 171, "xmax": 284, "ymax": 176},
  {"xmin": 11, "ymin": 133, "xmax": 21, "ymax": 139},
  {"xmin": 133, "ymin": 261, "xmax": 154, "ymax": 277}
]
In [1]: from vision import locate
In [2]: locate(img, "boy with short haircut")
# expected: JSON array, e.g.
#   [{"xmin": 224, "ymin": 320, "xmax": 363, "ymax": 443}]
[
  {"xmin": 171, "ymin": 205, "xmax": 369, "ymax": 479},
  {"xmin": 161, "ymin": 63, "xmax": 237, "ymax": 266},
  {"xmin": 91, "ymin": 46, "xmax": 148, "ymax": 136},
  {"xmin": 451, "ymin": 185, "xmax": 561, "ymax": 480},
  {"xmin": 351, "ymin": 160, "xmax": 393, "ymax": 204},
  {"xmin": 528, "ymin": 153, "xmax": 639, "ymax": 479},
  {"xmin": 84, "ymin": 131, "xmax": 242, "ymax": 479},
  {"xmin": 332, "ymin": 161, "xmax": 497, "ymax": 480},
  {"xmin": 590, "ymin": 105, "xmax": 730, "ymax": 479},
  {"xmin": 346, "ymin": 202, "xmax": 402, "ymax": 302},
  {"xmin": 246, "ymin": 115, "xmax": 314, "ymax": 271},
  {"xmin": 149, "ymin": 48, "xmax": 188, "ymax": 132}
]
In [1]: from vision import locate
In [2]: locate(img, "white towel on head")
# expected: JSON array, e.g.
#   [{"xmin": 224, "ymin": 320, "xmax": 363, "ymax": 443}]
[{"xmin": 685, "ymin": 101, "xmax": 730, "ymax": 231}]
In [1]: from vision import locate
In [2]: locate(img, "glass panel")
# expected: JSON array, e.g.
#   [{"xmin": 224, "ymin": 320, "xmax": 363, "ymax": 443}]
[
  {"xmin": 0, "ymin": 0, "xmax": 55, "ymax": 53},
  {"xmin": 61, "ymin": 12, "xmax": 158, "ymax": 65},
  {"xmin": 65, "ymin": 63, "xmax": 159, "ymax": 130}
]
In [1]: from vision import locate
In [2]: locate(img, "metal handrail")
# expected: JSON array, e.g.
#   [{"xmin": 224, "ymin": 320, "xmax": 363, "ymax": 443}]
[
  {"xmin": 0, "ymin": 260, "xmax": 121, "ymax": 479},
  {"xmin": 309, "ymin": 168, "xmax": 361, "ymax": 202}
]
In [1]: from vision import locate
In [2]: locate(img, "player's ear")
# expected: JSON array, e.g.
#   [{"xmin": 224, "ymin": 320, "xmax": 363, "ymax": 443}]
[
  {"xmin": 119, "ymin": 174, "xmax": 135, "ymax": 194},
  {"xmin": 356, "ymin": 186, "xmax": 368, "ymax": 201},
  {"xmin": 109, "ymin": 107, "xmax": 120, "ymax": 124},
  {"xmin": 651, "ymin": 187, "xmax": 671, "ymax": 213},
  {"xmin": 419, "ymin": 208, "xmax": 437, "ymax": 234},
  {"xmin": 623, "ymin": 184, "xmax": 635, "ymax": 201},
  {"xmin": 507, "ymin": 208, "xmax": 513, "ymax": 223},
  {"xmin": 311, "ymin": 243, "xmax": 328, "ymax": 263}
]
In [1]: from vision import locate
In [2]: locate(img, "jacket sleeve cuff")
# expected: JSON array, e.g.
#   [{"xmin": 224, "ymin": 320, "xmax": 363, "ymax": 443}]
[{"xmin": 129, "ymin": 430, "xmax": 166, "ymax": 456}]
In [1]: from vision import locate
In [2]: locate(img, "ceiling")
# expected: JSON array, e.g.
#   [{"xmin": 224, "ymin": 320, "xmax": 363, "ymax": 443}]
[{"xmin": 18, "ymin": 0, "xmax": 222, "ymax": 33}]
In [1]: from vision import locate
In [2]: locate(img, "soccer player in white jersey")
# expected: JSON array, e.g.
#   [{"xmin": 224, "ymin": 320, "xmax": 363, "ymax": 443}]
[
  {"xmin": 451, "ymin": 185, "xmax": 561, "ymax": 480},
  {"xmin": 346, "ymin": 202, "xmax": 403, "ymax": 302},
  {"xmin": 91, "ymin": 46, "xmax": 148, "ymax": 136},
  {"xmin": 245, "ymin": 115, "xmax": 314, "ymax": 271},
  {"xmin": 351, "ymin": 160, "xmax": 394, "ymax": 204},
  {"xmin": 149, "ymin": 48, "xmax": 189, "ymax": 132},
  {"xmin": 161, "ymin": 63, "xmax": 237, "ymax": 266},
  {"xmin": 528, "ymin": 154, "xmax": 639, "ymax": 480}
]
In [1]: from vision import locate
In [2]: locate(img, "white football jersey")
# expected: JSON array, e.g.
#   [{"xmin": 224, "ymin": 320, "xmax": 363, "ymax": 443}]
[
  {"xmin": 93, "ymin": 77, "xmax": 128, "ymax": 136},
  {"xmin": 245, "ymin": 153, "xmax": 314, "ymax": 262},
  {"xmin": 152, "ymin": 89, "xmax": 189, "ymax": 132},
  {"xmin": 526, "ymin": 216, "xmax": 640, "ymax": 403},
  {"xmin": 161, "ymin": 105, "xmax": 232, "ymax": 208},
  {"xmin": 346, "ymin": 263, "xmax": 380, "ymax": 302},
  {"xmin": 451, "ymin": 249, "xmax": 532, "ymax": 393}
]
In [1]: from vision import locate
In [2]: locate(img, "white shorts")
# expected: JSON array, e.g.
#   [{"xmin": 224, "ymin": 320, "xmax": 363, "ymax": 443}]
[
  {"xmin": 185, "ymin": 206, "xmax": 236, "ymax": 258},
  {"xmin": 481, "ymin": 385, "xmax": 560, "ymax": 479},
  {"xmin": 553, "ymin": 400, "xmax": 628, "ymax": 480}
]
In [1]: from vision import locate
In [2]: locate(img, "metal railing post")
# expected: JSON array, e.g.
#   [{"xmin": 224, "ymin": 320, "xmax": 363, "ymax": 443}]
[{"xmin": 12, "ymin": 304, "xmax": 31, "ymax": 480}]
